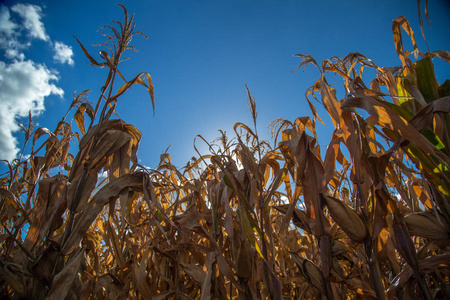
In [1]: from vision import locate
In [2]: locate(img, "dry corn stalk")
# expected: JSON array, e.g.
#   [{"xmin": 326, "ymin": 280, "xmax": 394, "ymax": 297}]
[{"xmin": 1, "ymin": 2, "xmax": 449, "ymax": 300}]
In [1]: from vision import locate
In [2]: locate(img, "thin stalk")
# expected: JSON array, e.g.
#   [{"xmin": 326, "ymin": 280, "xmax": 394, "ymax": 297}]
[
  {"xmin": 88, "ymin": 70, "xmax": 112, "ymax": 130},
  {"xmin": 364, "ymin": 241, "xmax": 386, "ymax": 300},
  {"xmin": 99, "ymin": 68, "xmax": 118, "ymax": 124}
]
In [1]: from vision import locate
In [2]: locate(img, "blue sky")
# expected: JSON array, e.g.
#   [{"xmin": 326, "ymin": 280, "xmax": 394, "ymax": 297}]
[{"xmin": 0, "ymin": 0, "xmax": 449, "ymax": 172}]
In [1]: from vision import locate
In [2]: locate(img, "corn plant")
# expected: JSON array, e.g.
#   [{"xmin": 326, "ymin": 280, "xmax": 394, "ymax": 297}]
[
  {"xmin": 276, "ymin": 13, "xmax": 450, "ymax": 299},
  {"xmin": 0, "ymin": 3, "xmax": 449, "ymax": 300}
]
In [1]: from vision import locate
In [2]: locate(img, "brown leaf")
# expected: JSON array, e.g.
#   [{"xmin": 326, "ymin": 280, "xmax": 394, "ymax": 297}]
[
  {"xmin": 0, "ymin": 261, "xmax": 28, "ymax": 297},
  {"xmin": 272, "ymin": 205, "xmax": 311, "ymax": 233},
  {"xmin": 335, "ymin": 277, "xmax": 377, "ymax": 299},
  {"xmin": 388, "ymin": 254, "xmax": 450, "ymax": 292},
  {"xmin": 153, "ymin": 291, "xmax": 175, "ymax": 300},
  {"xmin": 31, "ymin": 240, "xmax": 60, "ymax": 286},
  {"xmin": 92, "ymin": 274, "xmax": 126, "ymax": 299},
  {"xmin": 323, "ymin": 132, "xmax": 348, "ymax": 184},
  {"xmin": 22, "ymin": 175, "xmax": 67, "ymax": 252},
  {"xmin": 200, "ymin": 252, "xmax": 216, "ymax": 300},
  {"xmin": 74, "ymin": 103, "xmax": 94, "ymax": 135},
  {"xmin": 67, "ymin": 168, "xmax": 98, "ymax": 213},
  {"xmin": 46, "ymin": 248, "xmax": 85, "ymax": 300},
  {"xmin": 79, "ymin": 119, "xmax": 141, "ymax": 156},
  {"xmin": 262, "ymin": 166, "xmax": 286, "ymax": 208},
  {"xmin": 180, "ymin": 262, "xmax": 206, "ymax": 284},
  {"xmin": 107, "ymin": 221, "xmax": 126, "ymax": 268},
  {"xmin": 86, "ymin": 130, "xmax": 132, "ymax": 170},
  {"xmin": 392, "ymin": 16, "xmax": 418, "ymax": 74},
  {"xmin": 303, "ymin": 148, "xmax": 327, "ymax": 237},
  {"xmin": 393, "ymin": 217, "xmax": 418, "ymax": 269},
  {"xmin": 109, "ymin": 72, "xmax": 155, "ymax": 115},
  {"xmin": 132, "ymin": 247, "xmax": 154, "ymax": 299},
  {"xmin": 317, "ymin": 79, "xmax": 342, "ymax": 128},
  {"xmin": 61, "ymin": 172, "xmax": 144, "ymax": 254},
  {"xmin": 32, "ymin": 127, "xmax": 57, "ymax": 146},
  {"xmin": 232, "ymin": 231, "xmax": 251, "ymax": 280},
  {"xmin": 342, "ymin": 95, "xmax": 450, "ymax": 166},
  {"xmin": 431, "ymin": 50, "xmax": 450, "ymax": 63},
  {"xmin": 408, "ymin": 96, "xmax": 450, "ymax": 131},
  {"xmin": 73, "ymin": 36, "xmax": 106, "ymax": 67},
  {"xmin": 0, "ymin": 188, "xmax": 28, "ymax": 221}
]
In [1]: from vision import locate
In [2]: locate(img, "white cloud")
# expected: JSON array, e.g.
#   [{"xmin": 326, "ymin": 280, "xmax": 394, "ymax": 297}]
[
  {"xmin": 53, "ymin": 41, "xmax": 74, "ymax": 65},
  {"xmin": 1, "ymin": 4, "xmax": 74, "ymax": 65},
  {"xmin": 0, "ymin": 5, "xmax": 22, "ymax": 59},
  {"xmin": 0, "ymin": 60, "xmax": 63, "ymax": 161},
  {"xmin": 0, "ymin": 4, "xmax": 45, "ymax": 60},
  {"xmin": 0, "ymin": 5, "xmax": 17, "ymax": 36},
  {"xmin": 10, "ymin": 3, "xmax": 48, "ymax": 41},
  {"xmin": 0, "ymin": 3, "xmax": 75, "ymax": 162}
]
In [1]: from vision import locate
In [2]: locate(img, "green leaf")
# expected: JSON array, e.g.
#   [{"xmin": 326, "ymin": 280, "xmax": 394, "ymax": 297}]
[{"xmin": 415, "ymin": 56, "xmax": 440, "ymax": 103}]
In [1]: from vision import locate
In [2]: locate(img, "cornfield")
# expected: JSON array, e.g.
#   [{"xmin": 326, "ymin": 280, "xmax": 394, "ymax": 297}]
[{"xmin": 1, "ymin": 3, "xmax": 449, "ymax": 300}]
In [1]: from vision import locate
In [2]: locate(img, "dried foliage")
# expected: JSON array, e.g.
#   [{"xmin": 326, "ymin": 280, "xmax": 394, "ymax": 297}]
[{"xmin": 1, "ymin": 4, "xmax": 449, "ymax": 300}]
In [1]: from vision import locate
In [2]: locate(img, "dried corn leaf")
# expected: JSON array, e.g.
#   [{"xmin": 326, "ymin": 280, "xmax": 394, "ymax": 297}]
[
  {"xmin": 392, "ymin": 16, "xmax": 419, "ymax": 74},
  {"xmin": 132, "ymin": 247, "xmax": 154, "ymax": 299},
  {"xmin": 74, "ymin": 102, "xmax": 94, "ymax": 135},
  {"xmin": 0, "ymin": 261, "xmax": 28, "ymax": 297},
  {"xmin": 180, "ymin": 262, "xmax": 205, "ymax": 284},
  {"xmin": 46, "ymin": 247, "xmax": 85, "ymax": 300},
  {"xmin": 342, "ymin": 95, "xmax": 450, "ymax": 166},
  {"xmin": 200, "ymin": 252, "xmax": 216, "ymax": 300},
  {"xmin": 86, "ymin": 130, "xmax": 132, "ymax": 170},
  {"xmin": 273, "ymin": 204, "xmax": 311, "ymax": 233},
  {"xmin": 62, "ymin": 172, "xmax": 144, "ymax": 254},
  {"xmin": 109, "ymin": 72, "xmax": 155, "ymax": 115},
  {"xmin": 388, "ymin": 253, "xmax": 450, "ymax": 292},
  {"xmin": 317, "ymin": 79, "xmax": 342, "ymax": 128}
]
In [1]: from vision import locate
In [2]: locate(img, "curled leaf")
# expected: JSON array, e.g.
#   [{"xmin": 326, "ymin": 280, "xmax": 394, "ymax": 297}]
[{"xmin": 74, "ymin": 102, "xmax": 94, "ymax": 135}]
